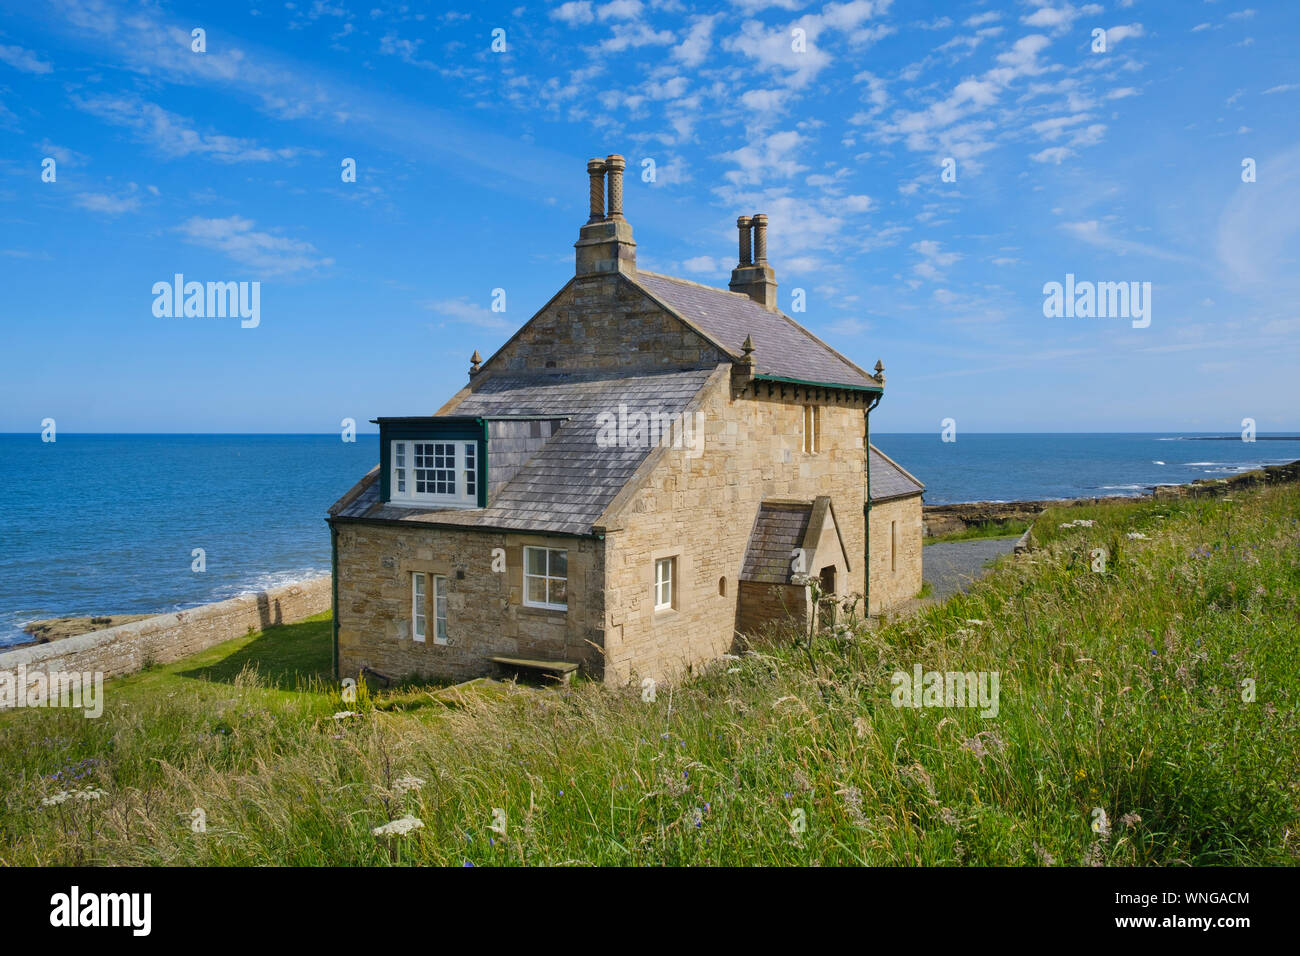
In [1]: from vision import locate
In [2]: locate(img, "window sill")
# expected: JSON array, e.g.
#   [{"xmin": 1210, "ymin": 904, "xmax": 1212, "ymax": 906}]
[
  {"xmin": 387, "ymin": 498, "xmax": 479, "ymax": 510},
  {"xmin": 520, "ymin": 603, "xmax": 568, "ymax": 616}
]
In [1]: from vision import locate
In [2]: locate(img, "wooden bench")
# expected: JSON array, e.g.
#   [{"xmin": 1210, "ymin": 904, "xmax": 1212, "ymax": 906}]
[{"xmin": 489, "ymin": 656, "xmax": 580, "ymax": 684}]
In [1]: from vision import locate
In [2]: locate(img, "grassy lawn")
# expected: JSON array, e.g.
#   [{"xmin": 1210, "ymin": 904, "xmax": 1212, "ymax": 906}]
[
  {"xmin": 2, "ymin": 485, "xmax": 1297, "ymax": 866},
  {"xmin": 925, "ymin": 519, "xmax": 1031, "ymax": 545}
]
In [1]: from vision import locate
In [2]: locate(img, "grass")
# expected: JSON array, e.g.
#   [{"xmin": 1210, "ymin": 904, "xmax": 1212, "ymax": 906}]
[
  {"xmin": 925, "ymin": 519, "xmax": 1031, "ymax": 545},
  {"xmin": 2, "ymin": 485, "xmax": 1297, "ymax": 866}
]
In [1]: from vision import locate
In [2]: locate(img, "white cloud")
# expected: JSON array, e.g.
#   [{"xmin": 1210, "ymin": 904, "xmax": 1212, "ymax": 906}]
[
  {"xmin": 597, "ymin": 0, "xmax": 643, "ymax": 21},
  {"xmin": 1030, "ymin": 146, "xmax": 1070, "ymax": 164},
  {"xmin": 721, "ymin": 130, "xmax": 807, "ymax": 184},
  {"xmin": 1021, "ymin": 3, "xmax": 1104, "ymax": 35},
  {"xmin": 1060, "ymin": 219, "xmax": 1185, "ymax": 261},
  {"xmin": 74, "ymin": 95, "xmax": 303, "ymax": 163},
  {"xmin": 681, "ymin": 255, "xmax": 723, "ymax": 274},
  {"xmin": 551, "ymin": 1, "xmax": 594, "ymax": 25},
  {"xmin": 177, "ymin": 216, "xmax": 333, "ymax": 274},
  {"xmin": 1105, "ymin": 23, "xmax": 1145, "ymax": 47},
  {"xmin": 422, "ymin": 297, "xmax": 511, "ymax": 329},
  {"xmin": 674, "ymin": 15, "xmax": 717, "ymax": 67},
  {"xmin": 911, "ymin": 239, "xmax": 961, "ymax": 281},
  {"xmin": 0, "ymin": 43, "xmax": 52, "ymax": 73},
  {"xmin": 74, "ymin": 191, "xmax": 141, "ymax": 215}
]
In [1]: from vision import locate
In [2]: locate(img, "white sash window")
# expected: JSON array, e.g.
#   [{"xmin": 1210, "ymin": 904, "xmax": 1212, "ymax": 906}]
[{"xmin": 391, "ymin": 440, "xmax": 479, "ymax": 507}]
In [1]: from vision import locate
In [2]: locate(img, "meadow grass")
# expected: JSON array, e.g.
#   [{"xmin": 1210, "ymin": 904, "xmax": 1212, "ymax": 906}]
[
  {"xmin": 1, "ymin": 484, "xmax": 1297, "ymax": 866},
  {"xmin": 925, "ymin": 519, "xmax": 1031, "ymax": 545}
]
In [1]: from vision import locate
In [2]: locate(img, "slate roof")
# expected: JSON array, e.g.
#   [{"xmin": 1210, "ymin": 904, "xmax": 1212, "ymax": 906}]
[
  {"xmin": 739, "ymin": 502, "xmax": 813, "ymax": 585},
  {"xmin": 329, "ymin": 367, "xmax": 719, "ymax": 536},
  {"xmin": 633, "ymin": 271, "xmax": 881, "ymax": 391},
  {"xmin": 869, "ymin": 444, "xmax": 925, "ymax": 503}
]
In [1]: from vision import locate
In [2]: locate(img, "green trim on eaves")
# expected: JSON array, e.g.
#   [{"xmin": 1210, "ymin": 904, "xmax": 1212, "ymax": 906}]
[{"xmin": 753, "ymin": 373, "xmax": 883, "ymax": 394}]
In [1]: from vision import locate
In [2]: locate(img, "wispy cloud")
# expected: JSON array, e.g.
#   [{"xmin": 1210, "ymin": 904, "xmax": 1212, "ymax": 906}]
[
  {"xmin": 73, "ymin": 94, "xmax": 305, "ymax": 163},
  {"xmin": 0, "ymin": 42, "xmax": 53, "ymax": 73},
  {"xmin": 176, "ymin": 216, "xmax": 333, "ymax": 274}
]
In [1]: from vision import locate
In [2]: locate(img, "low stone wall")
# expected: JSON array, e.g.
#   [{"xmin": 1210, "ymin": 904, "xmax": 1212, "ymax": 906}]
[{"xmin": 0, "ymin": 576, "xmax": 331, "ymax": 691}]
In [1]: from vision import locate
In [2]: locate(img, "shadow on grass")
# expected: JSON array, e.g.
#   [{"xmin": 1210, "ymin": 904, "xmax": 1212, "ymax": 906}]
[{"xmin": 177, "ymin": 614, "xmax": 333, "ymax": 690}]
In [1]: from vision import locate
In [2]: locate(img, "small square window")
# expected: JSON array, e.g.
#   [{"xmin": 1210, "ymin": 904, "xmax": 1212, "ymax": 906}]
[{"xmin": 523, "ymin": 547, "xmax": 568, "ymax": 610}]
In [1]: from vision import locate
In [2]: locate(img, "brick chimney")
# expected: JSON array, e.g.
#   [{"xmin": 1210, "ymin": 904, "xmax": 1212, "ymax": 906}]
[
  {"xmin": 729, "ymin": 213, "xmax": 777, "ymax": 310},
  {"xmin": 575, "ymin": 154, "xmax": 637, "ymax": 276}
]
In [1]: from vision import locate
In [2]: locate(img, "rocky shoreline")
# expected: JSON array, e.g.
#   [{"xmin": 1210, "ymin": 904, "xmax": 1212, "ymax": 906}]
[
  {"xmin": 923, "ymin": 458, "xmax": 1300, "ymax": 537},
  {"xmin": 20, "ymin": 614, "xmax": 158, "ymax": 645}
]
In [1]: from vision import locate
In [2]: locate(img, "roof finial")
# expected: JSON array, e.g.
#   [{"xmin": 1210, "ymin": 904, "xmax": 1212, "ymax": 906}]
[
  {"xmin": 741, "ymin": 334, "xmax": 755, "ymax": 365},
  {"xmin": 470, "ymin": 349, "xmax": 483, "ymax": 376},
  {"xmin": 874, "ymin": 358, "xmax": 885, "ymax": 383}
]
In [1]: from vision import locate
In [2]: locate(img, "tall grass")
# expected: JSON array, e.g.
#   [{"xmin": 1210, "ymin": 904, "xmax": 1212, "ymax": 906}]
[{"xmin": 1, "ymin": 485, "xmax": 1297, "ymax": 866}]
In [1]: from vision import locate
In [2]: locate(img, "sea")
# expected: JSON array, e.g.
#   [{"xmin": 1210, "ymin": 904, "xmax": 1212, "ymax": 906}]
[{"xmin": 1, "ymin": 432, "xmax": 1296, "ymax": 648}]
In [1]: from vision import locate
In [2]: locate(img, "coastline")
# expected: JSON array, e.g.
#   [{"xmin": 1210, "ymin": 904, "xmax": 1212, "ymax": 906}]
[
  {"xmin": 922, "ymin": 458, "xmax": 1300, "ymax": 537},
  {"xmin": 1, "ymin": 568, "xmax": 329, "ymax": 651},
  {"xmin": 5, "ymin": 459, "xmax": 1297, "ymax": 650}
]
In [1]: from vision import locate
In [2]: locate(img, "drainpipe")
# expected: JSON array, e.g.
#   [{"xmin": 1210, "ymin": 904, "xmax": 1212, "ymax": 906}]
[
  {"xmin": 864, "ymin": 392, "xmax": 882, "ymax": 614},
  {"xmin": 330, "ymin": 522, "xmax": 339, "ymax": 679}
]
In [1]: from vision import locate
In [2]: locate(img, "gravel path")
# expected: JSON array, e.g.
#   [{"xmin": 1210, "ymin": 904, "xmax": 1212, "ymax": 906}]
[{"xmin": 923, "ymin": 538, "xmax": 1020, "ymax": 602}]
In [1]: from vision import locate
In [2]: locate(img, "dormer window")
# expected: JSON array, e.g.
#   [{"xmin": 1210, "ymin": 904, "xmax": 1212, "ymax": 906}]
[{"xmin": 390, "ymin": 439, "xmax": 479, "ymax": 508}]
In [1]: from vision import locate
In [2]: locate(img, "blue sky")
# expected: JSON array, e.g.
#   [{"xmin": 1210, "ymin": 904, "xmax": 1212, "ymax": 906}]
[{"xmin": 1, "ymin": 0, "xmax": 1297, "ymax": 434}]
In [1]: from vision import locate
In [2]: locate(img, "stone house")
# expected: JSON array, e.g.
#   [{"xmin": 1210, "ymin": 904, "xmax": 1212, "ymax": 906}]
[{"xmin": 327, "ymin": 153, "xmax": 924, "ymax": 687}]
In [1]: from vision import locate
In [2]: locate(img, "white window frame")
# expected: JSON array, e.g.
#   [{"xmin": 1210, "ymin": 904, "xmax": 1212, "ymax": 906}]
[
  {"xmin": 432, "ymin": 574, "xmax": 448, "ymax": 644},
  {"xmin": 412, "ymin": 572, "xmax": 427, "ymax": 642},
  {"xmin": 655, "ymin": 557, "xmax": 675, "ymax": 611},
  {"xmin": 523, "ymin": 547, "xmax": 568, "ymax": 611},
  {"xmin": 412, "ymin": 571, "xmax": 449, "ymax": 644},
  {"xmin": 390, "ymin": 439, "xmax": 478, "ymax": 508}
]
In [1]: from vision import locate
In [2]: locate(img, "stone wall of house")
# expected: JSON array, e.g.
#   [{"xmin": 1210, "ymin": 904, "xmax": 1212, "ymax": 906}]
[
  {"xmin": 334, "ymin": 522, "xmax": 605, "ymax": 683},
  {"xmin": 736, "ymin": 581, "xmax": 808, "ymax": 636},
  {"xmin": 0, "ymin": 577, "xmax": 330, "ymax": 694},
  {"xmin": 868, "ymin": 494, "xmax": 924, "ymax": 613},
  {"xmin": 478, "ymin": 275, "xmax": 729, "ymax": 377},
  {"xmin": 599, "ymin": 371, "xmax": 870, "ymax": 685}
]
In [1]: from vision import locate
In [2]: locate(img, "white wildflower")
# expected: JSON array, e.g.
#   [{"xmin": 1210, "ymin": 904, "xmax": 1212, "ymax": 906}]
[
  {"xmin": 1125, "ymin": 532, "xmax": 1148, "ymax": 540},
  {"xmin": 372, "ymin": 814, "xmax": 424, "ymax": 837},
  {"xmin": 392, "ymin": 775, "xmax": 425, "ymax": 795},
  {"xmin": 1090, "ymin": 807, "xmax": 1111, "ymax": 838},
  {"xmin": 42, "ymin": 787, "xmax": 104, "ymax": 807},
  {"xmin": 965, "ymin": 619, "xmax": 986, "ymax": 626},
  {"xmin": 332, "ymin": 711, "xmax": 360, "ymax": 720}
]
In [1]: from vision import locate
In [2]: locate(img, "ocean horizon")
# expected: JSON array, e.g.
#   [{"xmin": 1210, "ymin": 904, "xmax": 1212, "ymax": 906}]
[{"xmin": 2, "ymin": 431, "xmax": 1296, "ymax": 648}]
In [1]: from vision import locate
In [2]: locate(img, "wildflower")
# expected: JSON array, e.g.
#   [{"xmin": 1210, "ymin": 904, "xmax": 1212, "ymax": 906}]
[
  {"xmin": 1125, "ymin": 532, "xmax": 1148, "ymax": 540},
  {"xmin": 392, "ymin": 775, "xmax": 425, "ymax": 795},
  {"xmin": 42, "ymin": 787, "xmax": 105, "ymax": 807},
  {"xmin": 1119, "ymin": 812, "xmax": 1142, "ymax": 829},
  {"xmin": 332, "ymin": 711, "xmax": 360, "ymax": 720},
  {"xmin": 1090, "ymin": 808, "xmax": 1111, "ymax": 838},
  {"xmin": 965, "ymin": 619, "xmax": 986, "ymax": 626},
  {"xmin": 372, "ymin": 814, "xmax": 424, "ymax": 837}
]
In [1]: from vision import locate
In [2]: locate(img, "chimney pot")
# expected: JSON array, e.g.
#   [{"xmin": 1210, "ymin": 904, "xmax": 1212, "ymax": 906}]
[
  {"xmin": 729, "ymin": 212, "xmax": 777, "ymax": 311},
  {"xmin": 575, "ymin": 152, "xmax": 636, "ymax": 276},
  {"xmin": 605, "ymin": 154, "xmax": 626, "ymax": 221},
  {"xmin": 752, "ymin": 213, "xmax": 768, "ymax": 265},
  {"xmin": 586, "ymin": 158, "xmax": 606, "ymax": 223}
]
